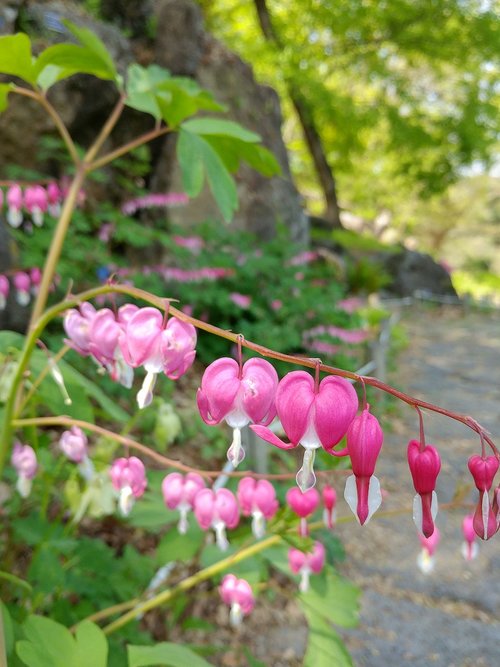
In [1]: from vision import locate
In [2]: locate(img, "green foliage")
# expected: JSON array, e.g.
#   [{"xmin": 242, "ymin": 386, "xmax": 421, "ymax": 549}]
[
  {"xmin": 127, "ymin": 643, "xmax": 212, "ymax": 667},
  {"xmin": 34, "ymin": 21, "xmax": 119, "ymax": 88},
  {"xmin": 203, "ymin": 0, "xmax": 500, "ymax": 222},
  {"xmin": 16, "ymin": 617, "xmax": 108, "ymax": 667}
]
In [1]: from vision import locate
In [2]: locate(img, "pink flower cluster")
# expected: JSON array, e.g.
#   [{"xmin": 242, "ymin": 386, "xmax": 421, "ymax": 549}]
[
  {"xmin": 63, "ymin": 304, "xmax": 196, "ymax": 407},
  {"xmin": 161, "ymin": 474, "xmax": 280, "ymax": 550},
  {"xmin": 303, "ymin": 325, "xmax": 370, "ymax": 345},
  {"xmin": 113, "ymin": 265, "xmax": 233, "ymax": 284},
  {"xmin": 121, "ymin": 192, "xmax": 188, "ymax": 215},
  {"xmin": 1, "ymin": 182, "xmax": 64, "ymax": 229},
  {"xmin": 0, "ymin": 268, "xmax": 43, "ymax": 309}
]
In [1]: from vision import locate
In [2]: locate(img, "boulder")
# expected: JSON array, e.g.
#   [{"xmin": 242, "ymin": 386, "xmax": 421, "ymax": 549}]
[{"xmin": 382, "ymin": 248, "xmax": 457, "ymax": 298}]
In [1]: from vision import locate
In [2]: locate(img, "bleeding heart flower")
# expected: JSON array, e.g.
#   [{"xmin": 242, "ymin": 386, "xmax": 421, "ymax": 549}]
[
  {"xmin": 0, "ymin": 275, "xmax": 9, "ymax": 311},
  {"xmin": 7, "ymin": 184, "xmax": 23, "ymax": 228},
  {"xmin": 63, "ymin": 303, "xmax": 98, "ymax": 356},
  {"xmin": 13, "ymin": 272, "xmax": 31, "ymax": 306},
  {"xmin": 237, "ymin": 477, "xmax": 279, "ymax": 538},
  {"xmin": 417, "ymin": 526, "xmax": 440, "ymax": 574},
  {"xmin": 407, "ymin": 439, "xmax": 441, "ymax": 537},
  {"xmin": 110, "ymin": 456, "xmax": 147, "ymax": 516},
  {"xmin": 461, "ymin": 514, "xmax": 479, "ymax": 561},
  {"xmin": 120, "ymin": 307, "xmax": 197, "ymax": 408},
  {"xmin": 193, "ymin": 488, "xmax": 239, "ymax": 551},
  {"xmin": 47, "ymin": 182, "xmax": 62, "ymax": 217},
  {"xmin": 343, "ymin": 406, "xmax": 384, "ymax": 525},
  {"xmin": 251, "ymin": 371, "xmax": 358, "ymax": 491},
  {"xmin": 219, "ymin": 574, "xmax": 255, "ymax": 626},
  {"xmin": 288, "ymin": 541, "xmax": 325, "ymax": 592},
  {"xmin": 322, "ymin": 485, "xmax": 337, "ymax": 530},
  {"xmin": 468, "ymin": 455, "xmax": 499, "ymax": 540},
  {"xmin": 286, "ymin": 486, "xmax": 320, "ymax": 536},
  {"xmin": 197, "ymin": 357, "xmax": 278, "ymax": 467},
  {"xmin": 24, "ymin": 185, "xmax": 48, "ymax": 227},
  {"xmin": 11, "ymin": 441, "xmax": 37, "ymax": 498},
  {"xmin": 161, "ymin": 472, "xmax": 206, "ymax": 534},
  {"xmin": 88, "ymin": 306, "xmax": 136, "ymax": 388},
  {"xmin": 59, "ymin": 426, "xmax": 94, "ymax": 480}
]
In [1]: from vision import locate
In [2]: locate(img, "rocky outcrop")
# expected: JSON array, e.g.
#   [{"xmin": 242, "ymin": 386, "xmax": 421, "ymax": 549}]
[{"xmin": 382, "ymin": 248, "xmax": 457, "ymax": 298}]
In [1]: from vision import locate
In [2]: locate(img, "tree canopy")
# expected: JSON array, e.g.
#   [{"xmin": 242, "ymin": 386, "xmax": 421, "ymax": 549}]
[{"xmin": 201, "ymin": 0, "xmax": 500, "ymax": 227}]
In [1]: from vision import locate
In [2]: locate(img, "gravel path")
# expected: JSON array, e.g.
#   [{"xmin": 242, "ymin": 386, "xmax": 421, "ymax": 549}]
[{"xmin": 337, "ymin": 306, "xmax": 500, "ymax": 667}]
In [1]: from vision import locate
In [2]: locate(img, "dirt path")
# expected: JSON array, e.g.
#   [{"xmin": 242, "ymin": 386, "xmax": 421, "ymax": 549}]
[{"xmin": 337, "ymin": 306, "xmax": 500, "ymax": 667}]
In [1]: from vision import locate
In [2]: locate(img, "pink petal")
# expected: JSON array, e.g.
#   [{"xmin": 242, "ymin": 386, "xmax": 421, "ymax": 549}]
[{"xmin": 250, "ymin": 425, "xmax": 297, "ymax": 450}]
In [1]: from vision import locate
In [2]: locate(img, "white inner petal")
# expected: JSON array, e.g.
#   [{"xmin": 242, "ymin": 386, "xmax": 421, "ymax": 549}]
[{"xmin": 481, "ymin": 491, "xmax": 490, "ymax": 540}]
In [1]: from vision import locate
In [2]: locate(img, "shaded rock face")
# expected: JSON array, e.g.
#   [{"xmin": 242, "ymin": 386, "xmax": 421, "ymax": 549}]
[
  {"xmin": 152, "ymin": 0, "xmax": 308, "ymax": 244},
  {"xmin": 0, "ymin": 0, "xmax": 307, "ymax": 243},
  {"xmin": 383, "ymin": 249, "xmax": 457, "ymax": 298}
]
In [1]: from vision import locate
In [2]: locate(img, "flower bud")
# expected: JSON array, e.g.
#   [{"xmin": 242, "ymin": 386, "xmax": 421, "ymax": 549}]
[{"xmin": 344, "ymin": 407, "xmax": 384, "ymax": 525}]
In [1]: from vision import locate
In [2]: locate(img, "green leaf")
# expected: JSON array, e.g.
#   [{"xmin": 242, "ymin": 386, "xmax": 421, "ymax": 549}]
[
  {"xmin": 1, "ymin": 601, "xmax": 14, "ymax": 656},
  {"xmin": 0, "ymin": 82, "xmax": 13, "ymax": 112},
  {"xmin": 63, "ymin": 20, "xmax": 117, "ymax": 81},
  {"xmin": 203, "ymin": 136, "xmax": 281, "ymax": 176},
  {"xmin": 34, "ymin": 45, "xmax": 115, "ymax": 86},
  {"xmin": 16, "ymin": 616, "xmax": 76, "ymax": 667},
  {"xmin": 300, "ymin": 603, "xmax": 354, "ymax": 667},
  {"xmin": 191, "ymin": 131, "xmax": 239, "ymax": 221},
  {"xmin": 127, "ymin": 643, "xmax": 212, "ymax": 667},
  {"xmin": 125, "ymin": 64, "xmax": 171, "ymax": 119},
  {"xmin": 177, "ymin": 129, "xmax": 205, "ymax": 197},
  {"xmin": 156, "ymin": 523, "xmax": 204, "ymax": 564},
  {"xmin": 182, "ymin": 118, "xmax": 261, "ymax": 142},
  {"xmin": 74, "ymin": 621, "xmax": 108, "ymax": 667},
  {"xmin": 299, "ymin": 566, "xmax": 360, "ymax": 628},
  {"xmin": 34, "ymin": 20, "xmax": 117, "ymax": 88},
  {"xmin": 156, "ymin": 79, "xmax": 224, "ymax": 127},
  {"xmin": 0, "ymin": 34, "xmax": 36, "ymax": 84}
]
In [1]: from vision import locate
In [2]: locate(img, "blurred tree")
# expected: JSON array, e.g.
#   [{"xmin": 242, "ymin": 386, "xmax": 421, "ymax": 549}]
[{"xmin": 200, "ymin": 0, "xmax": 500, "ymax": 229}]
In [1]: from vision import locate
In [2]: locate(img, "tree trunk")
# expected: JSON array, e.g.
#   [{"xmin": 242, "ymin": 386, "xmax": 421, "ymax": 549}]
[{"xmin": 253, "ymin": 0, "xmax": 343, "ymax": 229}]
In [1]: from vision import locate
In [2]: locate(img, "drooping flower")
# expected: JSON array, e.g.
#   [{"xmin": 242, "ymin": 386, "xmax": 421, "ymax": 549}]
[
  {"xmin": 461, "ymin": 514, "xmax": 479, "ymax": 562},
  {"xmin": 467, "ymin": 454, "xmax": 499, "ymax": 540},
  {"xmin": 197, "ymin": 357, "xmax": 278, "ymax": 467},
  {"xmin": 88, "ymin": 306, "xmax": 137, "ymax": 388},
  {"xmin": 288, "ymin": 541, "xmax": 325, "ymax": 592},
  {"xmin": 30, "ymin": 267, "xmax": 42, "ymax": 295},
  {"xmin": 13, "ymin": 272, "xmax": 31, "ymax": 306},
  {"xmin": 110, "ymin": 456, "xmax": 147, "ymax": 516},
  {"xmin": 0, "ymin": 275, "xmax": 9, "ymax": 311},
  {"xmin": 193, "ymin": 488, "xmax": 239, "ymax": 551},
  {"xmin": 237, "ymin": 477, "xmax": 279, "ymax": 538},
  {"xmin": 416, "ymin": 526, "xmax": 440, "ymax": 574},
  {"xmin": 343, "ymin": 406, "xmax": 384, "ymax": 525},
  {"xmin": 59, "ymin": 426, "xmax": 94, "ymax": 480},
  {"xmin": 46, "ymin": 182, "xmax": 62, "ymax": 217},
  {"xmin": 11, "ymin": 442, "xmax": 37, "ymax": 498},
  {"xmin": 251, "ymin": 371, "xmax": 358, "ymax": 491},
  {"xmin": 6, "ymin": 184, "xmax": 23, "ymax": 228},
  {"xmin": 24, "ymin": 185, "xmax": 48, "ymax": 227},
  {"xmin": 229, "ymin": 292, "xmax": 251, "ymax": 309},
  {"xmin": 120, "ymin": 307, "xmax": 197, "ymax": 408},
  {"xmin": 407, "ymin": 439, "xmax": 441, "ymax": 537},
  {"xmin": 322, "ymin": 485, "xmax": 337, "ymax": 530},
  {"xmin": 219, "ymin": 574, "xmax": 255, "ymax": 627},
  {"xmin": 286, "ymin": 486, "xmax": 320, "ymax": 536},
  {"xmin": 63, "ymin": 302, "xmax": 98, "ymax": 356},
  {"xmin": 161, "ymin": 472, "xmax": 206, "ymax": 534}
]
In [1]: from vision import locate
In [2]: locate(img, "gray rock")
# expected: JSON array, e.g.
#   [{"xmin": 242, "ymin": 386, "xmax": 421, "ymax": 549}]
[{"xmin": 382, "ymin": 248, "xmax": 457, "ymax": 297}]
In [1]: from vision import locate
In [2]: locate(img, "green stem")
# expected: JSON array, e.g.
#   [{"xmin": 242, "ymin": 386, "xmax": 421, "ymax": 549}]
[
  {"xmin": 87, "ymin": 126, "xmax": 172, "ymax": 172},
  {"xmin": 1, "ymin": 281, "xmax": 497, "ymax": 479},
  {"xmin": 11, "ymin": 87, "xmax": 80, "ymax": 165},
  {"xmin": 0, "ymin": 570, "xmax": 33, "ymax": 594},
  {"xmin": 84, "ymin": 94, "xmax": 126, "ymax": 165},
  {"xmin": 102, "ymin": 533, "xmax": 281, "ymax": 635}
]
